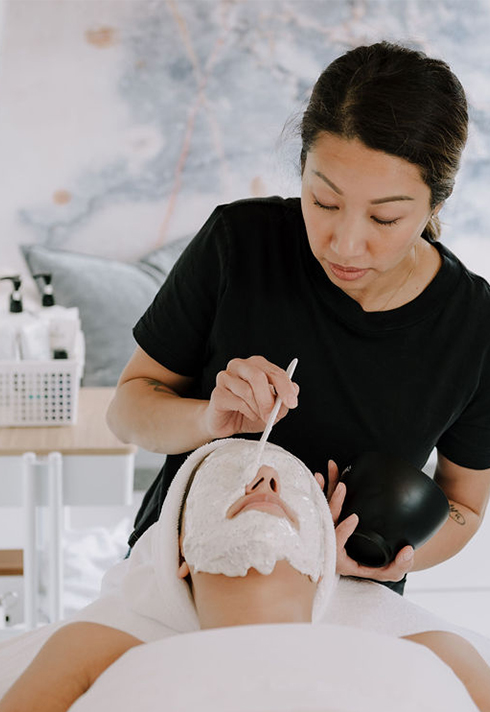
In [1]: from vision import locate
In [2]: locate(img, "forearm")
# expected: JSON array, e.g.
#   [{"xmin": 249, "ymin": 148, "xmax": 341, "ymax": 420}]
[
  {"xmin": 106, "ymin": 378, "xmax": 212, "ymax": 454},
  {"xmin": 0, "ymin": 623, "xmax": 142, "ymax": 712},
  {"xmin": 412, "ymin": 499, "xmax": 481, "ymax": 571},
  {"xmin": 405, "ymin": 631, "xmax": 490, "ymax": 711},
  {"xmin": 0, "ymin": 628, "xmax": 87, "ymax": 712}
]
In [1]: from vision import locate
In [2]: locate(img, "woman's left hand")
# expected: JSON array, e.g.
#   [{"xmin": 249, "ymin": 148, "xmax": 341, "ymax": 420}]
[{"xmin": 324, "ymin": 460, "xmax": 415, "ymax": 583}]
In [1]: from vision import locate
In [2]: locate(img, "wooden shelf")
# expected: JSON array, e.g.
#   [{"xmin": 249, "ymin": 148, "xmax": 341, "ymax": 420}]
[
  {"xmin": 0, "ymin": 549, "xmax": 23, "ymax": 576},
  {"xmin": 0, "ymin": 388, "xmax": 137, "ymax": 456}
]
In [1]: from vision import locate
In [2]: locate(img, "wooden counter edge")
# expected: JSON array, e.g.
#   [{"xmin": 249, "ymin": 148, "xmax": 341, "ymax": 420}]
[{"xmin": 0, "ymin": 444, "xmax": 137, "ymax": 456}]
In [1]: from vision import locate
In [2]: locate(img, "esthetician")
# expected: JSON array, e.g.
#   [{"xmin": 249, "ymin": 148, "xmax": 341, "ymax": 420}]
[{"xmin": 107, "ymin": 41, "xmax": 490, "ymax": 594}]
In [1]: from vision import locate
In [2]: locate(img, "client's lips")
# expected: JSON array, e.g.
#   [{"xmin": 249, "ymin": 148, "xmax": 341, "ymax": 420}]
[
  {"xmin": 227, "ymin": 493, "xmax": 299, "ymax": 529},
  {"xmin": 328, "ymin": 262, "xmax": 370, "ymax": 281}
]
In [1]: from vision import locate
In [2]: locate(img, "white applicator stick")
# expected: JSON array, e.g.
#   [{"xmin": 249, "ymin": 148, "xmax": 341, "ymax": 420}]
[{"xmin": 251, "ymin": 358, "xmax": 299, "ymax": 475}]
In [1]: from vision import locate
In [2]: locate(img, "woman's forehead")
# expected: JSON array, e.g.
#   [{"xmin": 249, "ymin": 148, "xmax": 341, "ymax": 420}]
[{"xmin": 306, "ymin": 133, "xmax": 430, "ymax": 198}]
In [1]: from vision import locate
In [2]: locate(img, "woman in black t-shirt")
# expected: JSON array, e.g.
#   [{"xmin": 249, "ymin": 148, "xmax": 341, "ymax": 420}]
[{"xmin": 107, "ymin": 42, "xmax": 490, "ymax": 592}]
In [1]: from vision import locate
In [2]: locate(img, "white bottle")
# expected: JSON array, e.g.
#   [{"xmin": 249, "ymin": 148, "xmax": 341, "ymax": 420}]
[
  {"xmin": 33, "ymin": 273, "xmax": 80, "ymax": 359},
  {"xmin": 19, "ymin": 319, "xmax": 51, "ymax": 360},
  {"xmin": 0, "ymin": 275, "xmax": 40, "ymax": 360},
  {"xmin": 0, "ymin": 319, "xmax": 20, "ymax": 360}
]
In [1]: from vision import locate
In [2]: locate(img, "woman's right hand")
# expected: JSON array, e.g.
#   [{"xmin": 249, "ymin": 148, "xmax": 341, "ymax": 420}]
[{"xmin": 203, "ymin": 356, "xmax": 300, "ymax": 439}]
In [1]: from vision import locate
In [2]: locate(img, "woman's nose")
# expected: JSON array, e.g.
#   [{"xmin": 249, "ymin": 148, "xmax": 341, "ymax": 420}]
[
  {"xmin": 245, "ymin": 465, "xmax": 280, "ymax": 494},
  {"xmin": 330, "ymin": 214, "xmax": 366, "ymax": 259}
]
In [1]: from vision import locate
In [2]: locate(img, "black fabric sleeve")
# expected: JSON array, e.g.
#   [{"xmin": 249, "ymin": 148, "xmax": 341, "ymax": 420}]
[
  {"xmin": 437, "ymin": 344, "xmax": 490, "ymax": 470},
  {"xmin": 133, "ymin": 206, "xmax": 229, "ymax": 377}
]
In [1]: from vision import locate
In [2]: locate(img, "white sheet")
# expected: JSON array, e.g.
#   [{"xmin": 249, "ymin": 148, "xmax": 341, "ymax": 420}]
[
  {"xmin": 1, "ymin": 577, "xmax": 490, "ymax": 702},
  {"xmin": 68, "ymin": 623, "xmax": 478, "ymax": 712}
]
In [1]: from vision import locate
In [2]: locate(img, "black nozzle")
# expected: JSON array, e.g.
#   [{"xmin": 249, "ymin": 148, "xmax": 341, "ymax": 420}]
[
  {"xmin": 0, "ymin": 275, "xmax": 23, "ymax": 312},
  {"xmin": 1, "ymin": 275, "xmax": 21, "ymax": 290},
  {"xmin": 33, "ymin": 273, "xmax": 55, "ymax": 307}
]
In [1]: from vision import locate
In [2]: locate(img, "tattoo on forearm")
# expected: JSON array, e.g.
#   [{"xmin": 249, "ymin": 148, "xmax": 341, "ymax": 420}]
[
  {"xmin": 143, "ymin": 378, "xmax": 171, "ymax": 394},
  {"xmin": 449, "ymin": 504, "xmax": 466, "ymax": 525}
]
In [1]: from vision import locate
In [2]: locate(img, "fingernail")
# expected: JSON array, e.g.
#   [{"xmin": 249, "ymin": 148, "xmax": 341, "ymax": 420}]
[{"xmin": 402, "ymin": 549, "xmax": 414, "ymax": 561}]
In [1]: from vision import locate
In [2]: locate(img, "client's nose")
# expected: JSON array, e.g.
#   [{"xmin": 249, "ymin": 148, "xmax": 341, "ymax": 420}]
[{"xmin": 245, "ymin": 465, "xmax": 280, "ymax": 494}]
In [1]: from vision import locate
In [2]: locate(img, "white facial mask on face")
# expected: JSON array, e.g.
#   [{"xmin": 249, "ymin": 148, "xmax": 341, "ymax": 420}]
[{"xmin": 182, "ymin": 442, "xmax": 326, "ymax": 580}]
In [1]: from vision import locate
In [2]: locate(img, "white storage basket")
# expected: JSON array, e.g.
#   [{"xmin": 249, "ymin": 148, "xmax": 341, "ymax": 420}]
[{"xmin": 0, "ymin": 332, "xmax": 85, "ymax": 427}]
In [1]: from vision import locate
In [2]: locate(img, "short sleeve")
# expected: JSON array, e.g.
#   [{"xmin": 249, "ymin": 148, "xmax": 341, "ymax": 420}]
[
  {"xmin": 133, "ymin": 206, "xmax": 229, "ymax": 377},
  {"xmin": 437, "ymin": 344, "xmax": 490, "ymax": 469}
]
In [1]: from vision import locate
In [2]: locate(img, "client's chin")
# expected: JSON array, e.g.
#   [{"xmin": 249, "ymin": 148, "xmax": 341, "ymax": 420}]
[{"xmin": 190, "ymin": 560, "xmax": 318, "ymax": 630}]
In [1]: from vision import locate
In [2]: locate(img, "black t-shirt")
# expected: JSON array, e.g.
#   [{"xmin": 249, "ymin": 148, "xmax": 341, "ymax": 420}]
[{"xmin": 130, "ymin": 196, "xmax": 490, "ymax": 546}]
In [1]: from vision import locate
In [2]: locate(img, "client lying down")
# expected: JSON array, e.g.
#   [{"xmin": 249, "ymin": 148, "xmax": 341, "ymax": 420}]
[{"xmin": 1, "ymin": 440, "xmax": 489, "ymax": 711}]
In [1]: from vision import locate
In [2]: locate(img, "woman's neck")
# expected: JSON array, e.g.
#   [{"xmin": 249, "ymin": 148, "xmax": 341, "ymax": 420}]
[
  {"xmin": 192, "ymin": 562, "xmax": 316, "ymax": 630},
  {"xmin": 359, "ymin": 239, "xmax": 441, "ymax": 312}
]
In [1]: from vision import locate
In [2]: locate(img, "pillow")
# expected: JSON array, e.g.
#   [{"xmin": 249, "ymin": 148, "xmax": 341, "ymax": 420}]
[
  {"xmin": 69, "ymin": 624, "xmax": 478, "ymax": 712},
  {"xmin": 21, "ymin": 237, "xmax": 190, "ymax": 386}
]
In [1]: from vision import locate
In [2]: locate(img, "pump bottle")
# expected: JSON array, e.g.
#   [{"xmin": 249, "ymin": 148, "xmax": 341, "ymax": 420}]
[
  {"xmin": 0, "ymin": 276, "xmax": 23, "ymax": 359},
  {"xmin": 0, "ymin": 275, "xmax": 50, "ymax": 360},
  {"xmin": 34, "ymin": 273, "xmax": 80, "ymax": 359}
]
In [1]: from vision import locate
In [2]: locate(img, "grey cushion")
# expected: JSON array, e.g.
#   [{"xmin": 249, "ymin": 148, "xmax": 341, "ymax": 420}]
[{"xmin": 21, "ymin": 237, "xmax": 190, "ymax": 386}]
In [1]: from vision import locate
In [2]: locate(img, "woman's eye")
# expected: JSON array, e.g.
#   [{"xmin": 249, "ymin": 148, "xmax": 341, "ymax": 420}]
[
  {"xmin": 372, "ymin": 216, "xmax": 400, "ymax": 227},
  {"xmin": 313, "ymin": 198, "xmax": 400, "ymax": 227},
  {"xmin": 313, "ymin": 199, "xmax": 338, "ymax": 211}
]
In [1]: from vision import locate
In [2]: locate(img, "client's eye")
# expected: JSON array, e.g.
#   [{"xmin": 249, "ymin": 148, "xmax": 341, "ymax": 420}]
[{"xmin": 313, "ymin": 199, "xmax": 338, "ymax": 212}]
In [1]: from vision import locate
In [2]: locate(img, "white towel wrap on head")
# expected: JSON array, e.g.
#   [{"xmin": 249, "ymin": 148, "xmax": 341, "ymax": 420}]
[
  {"xmin": 115, "ymin": 438, "xmax": 338, "ymax": 632},
  {"xmin": 66, "ymin": 441, "xmax": 490, "ymax": 660}
]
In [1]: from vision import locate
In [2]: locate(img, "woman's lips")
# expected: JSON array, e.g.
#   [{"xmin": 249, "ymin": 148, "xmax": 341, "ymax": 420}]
[
  {"xmin": 227, "ymin": 493, "xmax": 299, "ymax": 528},
  {"xmin": 328, "ymin": 262, "xmax": 370, "ymax": 281}
]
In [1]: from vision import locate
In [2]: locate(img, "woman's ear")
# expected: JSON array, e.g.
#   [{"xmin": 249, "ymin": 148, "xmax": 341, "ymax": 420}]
[
  {"xmin": 177, "ymin": 561, "xmax": 190, "ymax": 579},
  {"xmin": 432, "ymin": 202, "xmax": 444, "ymax": 218}
]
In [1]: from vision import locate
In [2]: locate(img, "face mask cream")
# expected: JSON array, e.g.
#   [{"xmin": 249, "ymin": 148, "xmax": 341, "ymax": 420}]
[{"xmin": 182, "ymin": 441, "xmax": 326, "ymax": 581}]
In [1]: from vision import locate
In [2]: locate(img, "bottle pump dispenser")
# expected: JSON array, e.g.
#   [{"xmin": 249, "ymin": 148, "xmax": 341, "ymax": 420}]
[
  {"xmin": 0, "ymin": 275, "xmax": 46, "ymax": 360},
  {"xmin": 33, "ymin": 274, "xmax": 80, "ymax": 360},
  {"xmin": 33, "ymin": 273, "xmax": 55, "ymax": 307},
  {"xmin": 0, "ymin": 275, "xmax": 23, "ymax": 313}
]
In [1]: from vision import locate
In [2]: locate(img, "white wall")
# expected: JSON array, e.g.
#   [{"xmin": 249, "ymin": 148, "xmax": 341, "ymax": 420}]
[{"xmin": 0, "ymin": 0, "xmax": 489, "ymax": 293}]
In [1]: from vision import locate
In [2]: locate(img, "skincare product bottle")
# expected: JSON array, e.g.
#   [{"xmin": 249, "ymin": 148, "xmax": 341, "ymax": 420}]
[
  {"xmin": 33, "ymin": 274, "xmax": 80, "ymax": 359},
  {"xmin": 0, "ymin": 275, "xmax": 53, "ymax": 360},
  {"xmin": 19, "ymin": 318, "xmax": 51, "ymax": 360},
  {"xmin": 0, "ymin": 276, "xmax": 31, "ymax": 360},
  {"xmin": 0, "ymin": 320, "xmax": 20, "ymax": 360}
]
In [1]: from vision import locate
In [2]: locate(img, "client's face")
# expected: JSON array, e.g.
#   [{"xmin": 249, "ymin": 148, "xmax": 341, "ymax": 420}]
[{"xmin": 179, "ymin": 442, "xmax": 327, "ymax": 582}]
